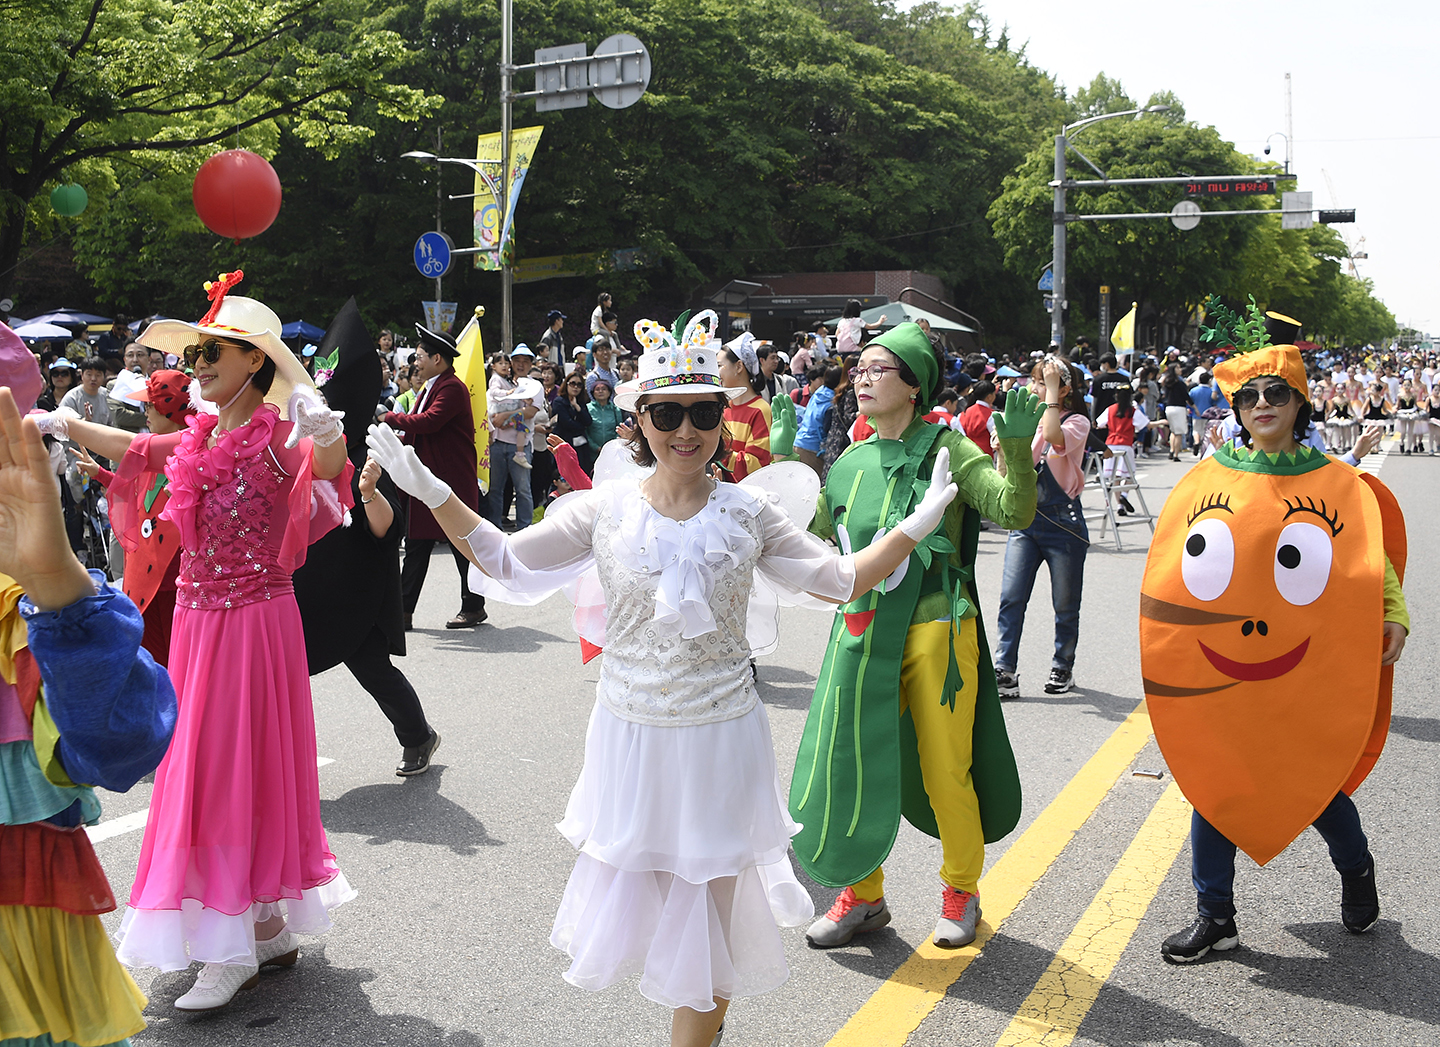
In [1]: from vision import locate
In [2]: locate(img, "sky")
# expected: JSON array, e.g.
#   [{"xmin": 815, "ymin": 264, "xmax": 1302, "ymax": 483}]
[{"xmin": 924, "ymin": 0, "xmax": 1437, "ymax": 336}]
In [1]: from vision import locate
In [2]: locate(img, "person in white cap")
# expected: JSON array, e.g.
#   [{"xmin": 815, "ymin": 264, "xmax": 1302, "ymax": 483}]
[
  {"xmin": 365, "ymin": 309, "xmax": 959, "ymax": 1047},
  {"xmin": 34, "ymin": 270, "xmax": 356, "ymax": 1010}
]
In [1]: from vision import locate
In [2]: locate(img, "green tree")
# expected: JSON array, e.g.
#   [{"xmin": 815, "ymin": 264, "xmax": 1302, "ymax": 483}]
[{"xmin": 0, "ymin": 0, "xmax": 436, "ymax": 306}]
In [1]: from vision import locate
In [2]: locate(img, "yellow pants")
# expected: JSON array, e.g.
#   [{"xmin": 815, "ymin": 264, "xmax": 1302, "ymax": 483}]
[{"xmin": 851, "ymin": 617, "xmax": 983, "ymax": 900}]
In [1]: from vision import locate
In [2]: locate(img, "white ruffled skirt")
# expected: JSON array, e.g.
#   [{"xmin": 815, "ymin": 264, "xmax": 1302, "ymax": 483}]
[{"xmin": 551, "ymin": 701, "xmax": 814, "ymax": 1012}]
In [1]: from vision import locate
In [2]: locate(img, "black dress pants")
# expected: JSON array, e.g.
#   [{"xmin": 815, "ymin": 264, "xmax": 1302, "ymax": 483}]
[
  {"xmin": 343, "ymin": 624, "xmax": 431, "ymax": 748},
  {"xmin": 401, "ymin": 536, "xmax": 484, "ymax": 614}
]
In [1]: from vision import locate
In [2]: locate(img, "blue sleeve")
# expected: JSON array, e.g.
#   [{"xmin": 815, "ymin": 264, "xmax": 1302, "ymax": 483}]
[{"xmin": 20, "ymin": 572, "xmax": 177, "ymax": 792}]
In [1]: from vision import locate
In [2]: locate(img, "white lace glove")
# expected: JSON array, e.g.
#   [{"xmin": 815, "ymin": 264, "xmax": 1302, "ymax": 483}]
[
  {"xmin": 285, "ymin": 385, "xmax": 346, "ymax": 449},
  {"xmin": 32, "ymin": 407, "xmax": 80, "ymax": 440},
  {"xmin": 366, "ymin": 423, "xmax": 452, "ymax": 509},
  {"xmin": 897, "ymin": 445, "xmax": 958, "ymax": 540}
]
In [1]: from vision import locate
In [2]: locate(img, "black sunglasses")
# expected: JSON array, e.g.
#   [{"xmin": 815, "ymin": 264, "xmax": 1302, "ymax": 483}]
[
  {"xmin": 1233, "ymin": 384, "xmax": 1294, "ymax": 410},
  {"xmin": 182, "ymin": 338, "xmax": 242, "ymax": 368},
  {"xmin": 641, "ymin": 400, "xmax": 724, "ymax": 432}
]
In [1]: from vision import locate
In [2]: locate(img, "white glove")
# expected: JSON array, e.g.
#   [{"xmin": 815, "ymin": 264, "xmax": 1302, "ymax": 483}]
[
  {"xmin": 32, "ymin": 407, "xmax": 80, "ymax": 440},
  {"xmin": 366, "ymin": 423, "xmax": 452, "ymax": 509},
  {"xmin": 286, "ymin": 385, "xmax": 345, "ymax": 449},
  {"xmin": 897, "ymin": 446, "xmax": 958, "ymax": 541}
]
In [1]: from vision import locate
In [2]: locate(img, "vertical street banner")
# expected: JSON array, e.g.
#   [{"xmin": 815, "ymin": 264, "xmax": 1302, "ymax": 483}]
[
  {"xmin": 451, "ymin": 310, "xmax": 492, "ymax": 493},
  {"xmin": 1098, "ymin": 285, "xmax": 1112, "ymax": 354},
  {"xmin": 471, "ymin": 127, "xmax": 546, "ymax": 270}
]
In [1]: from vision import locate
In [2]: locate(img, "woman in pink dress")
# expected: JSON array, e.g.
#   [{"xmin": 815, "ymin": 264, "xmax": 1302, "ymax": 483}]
[{"xmin": 40, "ymin": 272, "xmax": 355, "ymax": 1010}]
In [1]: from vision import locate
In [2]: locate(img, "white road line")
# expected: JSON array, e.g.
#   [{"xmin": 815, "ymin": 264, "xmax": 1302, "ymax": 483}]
[
  {"xmin": 87, "ymin": 808, "xmax": 148, "ymax": 843},
  {"xmin": 87, "ymin": 757, "xmax": 335, "ymax": 843}
]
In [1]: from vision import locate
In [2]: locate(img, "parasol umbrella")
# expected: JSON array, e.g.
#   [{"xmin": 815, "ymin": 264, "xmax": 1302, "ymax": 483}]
[{"xmin": 13, "ymin": 321, "xmax": 75, "ymax": 340}]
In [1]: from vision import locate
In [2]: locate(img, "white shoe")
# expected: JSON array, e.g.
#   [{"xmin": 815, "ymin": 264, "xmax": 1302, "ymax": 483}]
[
  {"xmin": 513, "ymin": 452, "xmax": 531, "ymax": 470},
  {"xmin": 174, "ymin": 962, "xmax": 259, "ymax": 1010},
  {"xmin": 256, "ymin": 930, "xmax": 299, "ymax": 968}
]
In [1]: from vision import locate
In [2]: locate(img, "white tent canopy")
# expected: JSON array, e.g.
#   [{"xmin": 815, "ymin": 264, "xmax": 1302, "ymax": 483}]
[{"xmin": 825, "ymin": 301, "xmax": 976, "ymax": 335}]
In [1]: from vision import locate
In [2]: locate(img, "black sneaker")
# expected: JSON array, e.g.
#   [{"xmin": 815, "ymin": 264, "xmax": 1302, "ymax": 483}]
[
  {"xmin": 996, "ymin": 668, "xmax": 1020, "ymax": 700},
  {"xmin": 397, "ymin": 729, "xmax": 441, "ymax": 777},
  {"xmin": 1340, "ymin": 854, "xmax": 1379, "ymax": 933},
  {"xmin": 1161, "ymin": 915, "xmax": 1239, "ymax": 963},
  {"xmin": 1044, "ymin": 669, "xmax": 1075, "ymax": 694}
]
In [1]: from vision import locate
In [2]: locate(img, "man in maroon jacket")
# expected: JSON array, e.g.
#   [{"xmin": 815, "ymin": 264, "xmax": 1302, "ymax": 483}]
[{"xmin": 384, "ymin": 325, "xmax": 488, "ymax": 629}]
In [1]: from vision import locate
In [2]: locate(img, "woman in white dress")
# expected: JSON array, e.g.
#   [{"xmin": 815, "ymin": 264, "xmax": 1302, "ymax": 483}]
[{"xmin": 366, "ymin": 312, "xmax": 957, "ymax": 1047}]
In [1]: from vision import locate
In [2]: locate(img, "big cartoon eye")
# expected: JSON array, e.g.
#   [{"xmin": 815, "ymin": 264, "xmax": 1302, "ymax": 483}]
[
  {"xmin": 141, "ymin": 519, "xmax": 154, "ymax": 538},
  {"xmin": 1273, "ymin": 521, "xmax": 1332, "ymax": 606},
  {"xmin": 1181, "ymin": 517, "xmax": 1234, "ymax": 601}
]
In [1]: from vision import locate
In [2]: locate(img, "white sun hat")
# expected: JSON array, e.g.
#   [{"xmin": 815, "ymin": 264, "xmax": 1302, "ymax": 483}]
[
  {"xmin": 613, "ymin": 309, "xmax": 750, "ymax": 412},
  {"xmin": 137, "ymin": 270, "xmax": 313, "ymax": 408}
]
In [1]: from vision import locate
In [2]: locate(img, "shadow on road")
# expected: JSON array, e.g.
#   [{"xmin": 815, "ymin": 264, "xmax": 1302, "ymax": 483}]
[
  {"xmin": 1229, "ymin": 920, "xmax": 1440, "ymax": 1026},
  {"xmin": 1005, "ymin": 685, "xmax": 1140, "ymax": 723},
  {"xmin": 755, "ymin": 664, "xmax": 818, "ymax": 710},
  {"xmin": 1388, "ymin": 715, "xmax": 1440, "ymax": 744},
  {"xmin": 319, "ymin": 765, "xmax": 503, "ymax": 856},
  {"xmin": 136, "ymin": 949, "xmax": 486, "ymax": 1045},
  {"xmin": 427, "ymin": 624, "xmax": 562, "ymax": 655}
]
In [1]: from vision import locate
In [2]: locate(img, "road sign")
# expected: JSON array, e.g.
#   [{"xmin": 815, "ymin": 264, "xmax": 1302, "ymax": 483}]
[
  {"xmin": 1184, "ymin": 177, "xmax": 1279, "ymax": 196},
  {"xmin": 534, "ymin": 43, "xmax": 589, "ymax": 111},
  {"xmin": 1282, "ymin": 191, "xmax": 1313, "ymax": 229},
  {"xmin": 1170, "ymin": 200, "xmax": 1201, "ymax": 231},
  {"xmin": 414, "ymin": 231, "xmax": 454, "ymax": 279},
  {"xmin": 591, "ymin": 34, "xmax": 651, "ymax": 109},
  {"xmin": 1037, "ymin": 268, "xmax": 1054, "ymax": 292},
  {"xmin": 1319, "ymin": 209, "xmax": 1356, "ymax": 224}
]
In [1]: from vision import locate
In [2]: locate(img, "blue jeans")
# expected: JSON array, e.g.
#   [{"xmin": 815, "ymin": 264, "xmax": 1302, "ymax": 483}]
[
  {"xmin": 993, "ymin": 502, "xmax": 1088, "ymax": 675},
  {"xmin": 488, "ymin": 440, "xmax": 533, "ymax": 530},
  {"xmin": 1191, "ymin": 792, "xmax": 1370, "ymax": 920}
]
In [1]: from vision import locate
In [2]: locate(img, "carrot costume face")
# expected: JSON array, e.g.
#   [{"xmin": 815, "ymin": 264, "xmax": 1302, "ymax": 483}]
[{"xmin": 1141, "ymin": 444, "xmax": 1402, "ymax": 864}]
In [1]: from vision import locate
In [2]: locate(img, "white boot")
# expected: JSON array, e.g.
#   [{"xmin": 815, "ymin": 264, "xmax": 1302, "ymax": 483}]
[{"xmin": 174, "ymin": 962, "xmax": 260, "ymax": 1010}]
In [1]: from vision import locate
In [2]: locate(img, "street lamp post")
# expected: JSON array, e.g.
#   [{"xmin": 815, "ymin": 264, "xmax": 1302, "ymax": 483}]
[
  {"xmin": 402, "ymin": 146, "xmax": 506, "ymax": 335},
  {"xmin": 1051, "ymin": 105, "xmax": 1169, "ymax": 350}
]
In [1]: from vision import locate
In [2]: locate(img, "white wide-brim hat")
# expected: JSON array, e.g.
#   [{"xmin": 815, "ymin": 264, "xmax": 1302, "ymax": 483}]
[
  {"xmin": 614, "ymin": 310, "xmax": 749, "ymax": 412},
  {"xmin": 139, "ymin": 285, "xmax": 312, "ymax": 409}
]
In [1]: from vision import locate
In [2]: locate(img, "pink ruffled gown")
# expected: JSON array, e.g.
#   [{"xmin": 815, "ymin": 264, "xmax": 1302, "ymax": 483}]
[{"xmin": 115, "ymin": 406, "xmax": 355, "ymax": 970}]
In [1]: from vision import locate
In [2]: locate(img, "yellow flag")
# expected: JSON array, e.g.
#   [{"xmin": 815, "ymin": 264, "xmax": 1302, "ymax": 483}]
[
  {"xmin": 471, "ymin": 127, "xmax": 545, "ymax": 270},
  {"xmin": 452, "ymin": 308, "xmax": 491, "ymax": 494},
  {"xmin": 1111, "ymin": 301, "xmax": 1138, "ymax": 352}
]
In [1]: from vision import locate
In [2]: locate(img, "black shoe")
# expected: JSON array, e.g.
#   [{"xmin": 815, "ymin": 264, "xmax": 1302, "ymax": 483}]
[
  {"xmin": 1044, "ymin": 669, "xmax": 1075, "ymax": 694},
  {"xmin": 1118, "ymin": 495, "xmax": 1135, "ymax": 514},
  {"xmin": 445, "ymin": 608, "xmax": 488, "ymax": 629},
  {"xmin": 1340, "ymin": 855, "xmax": 1379, "ymax": 933},
  {"xmin": 995, "ymin": 668, "xmax": 1020, "ymax": 700},
  {"xmin": 397, "ymin": 729, "xmax": 441, "ymax": 777},
  {"xmin": 1161, "ymin": 915, "xmax": 1239, "ymax": 963}
]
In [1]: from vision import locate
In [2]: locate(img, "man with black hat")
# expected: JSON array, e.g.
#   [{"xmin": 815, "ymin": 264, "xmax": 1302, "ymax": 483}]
[
  {"xmin": 539, "ymin": 309, "xmax": 565, "ymax": 366},
  {"xmin": 295, "ymin": 301, "xmax": 441, "ymax": 774},
  {"xmin": 383, "ymin": 324, "xmax": 487, "ymax": 629}
]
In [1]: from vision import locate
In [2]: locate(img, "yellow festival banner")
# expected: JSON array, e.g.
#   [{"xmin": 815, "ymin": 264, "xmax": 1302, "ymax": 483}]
[
  {"xmin": 471, "ymin": 127, "xmax": 545, "ymax": 270},
  {"xmin": 451, "ymin": 307, "xmax": 492, "ymax": 493}
]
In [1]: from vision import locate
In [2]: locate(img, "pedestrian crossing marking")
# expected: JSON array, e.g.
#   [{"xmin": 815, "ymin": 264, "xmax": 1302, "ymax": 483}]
[
  {"xmin": 993, "ymin": 781, "xmax": 1191, "ymax": 1046},
  {"xmin": 824, "ymin": 704, "xmax": 1155, "ymax": 1047}
]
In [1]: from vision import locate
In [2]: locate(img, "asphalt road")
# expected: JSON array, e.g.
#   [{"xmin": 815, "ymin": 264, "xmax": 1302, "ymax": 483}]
[{"xmin": 92, "ymin": 441, "xmax": 1439, "ymax": 1046}]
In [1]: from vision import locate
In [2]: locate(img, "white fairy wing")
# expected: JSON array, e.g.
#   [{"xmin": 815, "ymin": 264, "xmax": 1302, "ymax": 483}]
[
  {"xmin": 592, "ymin": 439, "xmax": 652, "ymax": 485},
  {"xmin": 739, "ymin": 461, "xmax": 820, "ymax": 529}
]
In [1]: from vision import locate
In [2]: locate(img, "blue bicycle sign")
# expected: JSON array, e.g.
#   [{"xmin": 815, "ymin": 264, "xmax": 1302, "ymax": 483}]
[{"xmin": 413, "ymin": 231, "xmax": 455, "ymax": 279}]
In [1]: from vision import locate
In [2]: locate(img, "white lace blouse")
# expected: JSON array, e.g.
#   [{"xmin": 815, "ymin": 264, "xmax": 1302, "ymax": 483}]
[{"xmin": 467, "ymin": 477, "xmax": 855, "ymax": 726}]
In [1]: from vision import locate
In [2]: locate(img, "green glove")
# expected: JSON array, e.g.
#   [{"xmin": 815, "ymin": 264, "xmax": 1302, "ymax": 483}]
[
  {"xmin": 769, "ymin": 393, "xmax": 797, "ymax": 457},
  {"xmin": 992, "ymin": 386, "xmax": 1046, "ymax": 442}
]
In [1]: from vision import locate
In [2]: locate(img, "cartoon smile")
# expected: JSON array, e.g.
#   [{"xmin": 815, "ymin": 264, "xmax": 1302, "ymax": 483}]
[
  {"xmin": 1198, "ymin": 638, "xmax": 1309, "ymax": 681},
  {"xmin": 843, "ymin": 610, "xmax": 875, "ymax": 636}
]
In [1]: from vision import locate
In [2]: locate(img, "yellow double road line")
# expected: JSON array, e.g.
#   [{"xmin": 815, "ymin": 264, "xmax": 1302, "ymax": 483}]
[
  {"xmin": 995, "ymin": 781, "xmax": 1191, "ymax": 1046},
  {"xmin": 825, "ymin": 703, "xmax": 1161, "ymax": 1047}
]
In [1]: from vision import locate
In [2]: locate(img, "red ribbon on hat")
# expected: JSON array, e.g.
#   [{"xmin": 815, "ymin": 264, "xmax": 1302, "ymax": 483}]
[{"xmin": 198, "ymin": 270, "xmax": 245, "ymax": 326}]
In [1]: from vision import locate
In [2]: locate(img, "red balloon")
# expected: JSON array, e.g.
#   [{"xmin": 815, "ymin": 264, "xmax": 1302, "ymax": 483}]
[{"xmin": 192, "ymin": 149, "xmax": 282, "ymax": 240}]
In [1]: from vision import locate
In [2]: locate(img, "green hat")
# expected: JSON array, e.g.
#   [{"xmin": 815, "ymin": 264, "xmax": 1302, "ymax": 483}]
[{"xmin": 868, "ymin": 322, "xmax": 937, "ymax": 409}]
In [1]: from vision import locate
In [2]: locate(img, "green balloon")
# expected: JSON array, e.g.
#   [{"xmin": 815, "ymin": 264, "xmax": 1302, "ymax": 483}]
[{"xmin": 50, "ymin": 183, "xmax": 88, "ymax": 217}]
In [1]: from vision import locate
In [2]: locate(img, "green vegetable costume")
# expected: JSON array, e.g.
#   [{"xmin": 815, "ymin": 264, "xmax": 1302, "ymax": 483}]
[{"xmin": 789, "ymin": 325, "xmax": 1040, "ymax": 893}]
